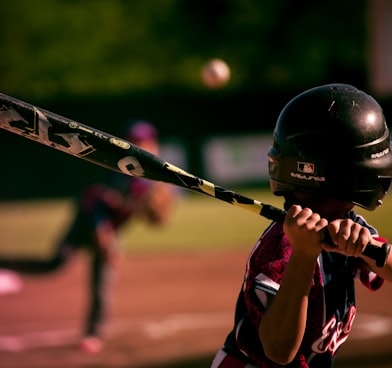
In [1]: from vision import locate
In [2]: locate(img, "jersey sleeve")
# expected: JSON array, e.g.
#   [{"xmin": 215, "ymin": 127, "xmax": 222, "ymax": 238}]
[
  {"xmin": 356, "ymin": 265, "xmax": 384, "ymax": 291},
  {"xmin": 243, "ymin": 223, "xmax": 290, "ymax": 330},
  {"xmin": 231, "ymin": 223, "xmax": 297, "ymax": 365}
]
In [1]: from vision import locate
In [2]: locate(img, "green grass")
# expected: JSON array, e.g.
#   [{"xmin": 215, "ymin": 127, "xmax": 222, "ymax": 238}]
[{"xmin": 1, "ymin": 189, "xmax": 392, "ymax": 256}]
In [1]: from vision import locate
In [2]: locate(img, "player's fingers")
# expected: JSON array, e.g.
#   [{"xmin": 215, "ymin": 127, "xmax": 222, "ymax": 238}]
[
  {"xmin": 342, "ymin": 222, "xmax": 361, "ymax": 256},
  {"xmin": 355, "ymin": 226, "xmax": 372, "ymax": 255},
  {"xmin": 315, "ymin": 217, "xmax": 329, "ymax": 232},
  {"xmin": 338, "ymin": 220, "xmax": 353, "ymax": 242},
  {"xmin": 327, "ymin": 220, "xmax": 351, "ymax": 247},
  {"xmin": 342, "ymin": 221, "xmax": 371, "ymax": 256},
  {"xmin": 328, "ymin": 220, "xmax": 370, "ymax": 256},
  {"xmin": 285, "ymin": 204, "xmax": 303, "ymax": 220},
  {"xmin": 294, "ymin": 207, "xmax": 315, "ymax": 227},
  {"xmin": 303, "ymin": 212, "xmax": 325, "ymax": 232},
  {"xmin": 284, "ymin": 205, "xmax": 324, "ymax": 258},
  {"xmin": 327, "ymin": 221, "xmax": 339, "ymax": 246},
  {"xmin": 286, "ymin": 206, "xmax": 327, "ymax": 234}
]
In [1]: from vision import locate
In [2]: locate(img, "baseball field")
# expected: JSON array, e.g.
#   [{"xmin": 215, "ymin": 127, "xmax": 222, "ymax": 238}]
[{"xmin": 1, "ymin": 188, "xmax": 392, "ymax": 367}]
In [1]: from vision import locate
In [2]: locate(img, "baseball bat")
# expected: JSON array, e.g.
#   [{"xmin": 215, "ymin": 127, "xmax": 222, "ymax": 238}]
[{"xmin": 0, "ymin": 92, "xmax": 389, "ymax": 267}]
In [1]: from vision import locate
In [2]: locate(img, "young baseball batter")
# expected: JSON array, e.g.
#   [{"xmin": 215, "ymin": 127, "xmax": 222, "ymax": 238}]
[
  {"xmin": 0, "ymin": 120, "xmax": 178, "ymax": 353},
  {"xmin": 211, "ymin": 83, "xmax": 392, "ymax": 367}
]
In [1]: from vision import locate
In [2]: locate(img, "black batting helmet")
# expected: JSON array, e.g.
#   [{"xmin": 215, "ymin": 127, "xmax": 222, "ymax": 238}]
[{"xmin": 268, "ymin": 83, "xmax": 392, "ymax": 210}]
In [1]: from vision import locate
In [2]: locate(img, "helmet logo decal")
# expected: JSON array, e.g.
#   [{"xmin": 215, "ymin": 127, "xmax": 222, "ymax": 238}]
[
  {"xmin": 298, "ymin": 162, "xmax": 315, "ymax": 174},
  {"xmin": 291, "ymin": 161, "xmax": 326, "ymax": 182}
]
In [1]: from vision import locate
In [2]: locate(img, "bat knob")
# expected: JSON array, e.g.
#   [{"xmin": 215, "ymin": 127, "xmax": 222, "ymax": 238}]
[{"xmin": 362, "ymin": 243, "xmax": 391, "ymax": 267}]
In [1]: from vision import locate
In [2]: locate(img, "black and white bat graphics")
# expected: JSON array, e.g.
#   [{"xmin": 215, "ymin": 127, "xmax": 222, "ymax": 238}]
[{"xmin": 0, "ymin": 92, "xmax": 389, "ymax": 267}]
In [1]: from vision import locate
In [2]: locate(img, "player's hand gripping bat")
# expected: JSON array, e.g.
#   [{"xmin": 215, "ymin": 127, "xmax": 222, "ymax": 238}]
[{"xmin": 0, "ymin": 92, "xmax": 390, "ymax": 267}]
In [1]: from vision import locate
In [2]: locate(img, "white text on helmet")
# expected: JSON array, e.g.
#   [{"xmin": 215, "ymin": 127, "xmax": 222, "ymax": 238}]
[
  {"xmin": 371, "ymin": 148, "xmax": 390, "ymax": 159},
  {"xmin": 290, "ymin": 172, "xmax": 326, "ymax": 182}
]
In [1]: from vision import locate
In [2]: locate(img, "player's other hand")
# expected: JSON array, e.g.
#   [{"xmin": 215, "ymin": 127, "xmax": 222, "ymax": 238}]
[
  {"xmin": 284, "ymin": 205, "xmax": 327, "ymax": 258},
  {"xmin": 324, "ymin": 219, "xmax": 372, "ymax": 257}
]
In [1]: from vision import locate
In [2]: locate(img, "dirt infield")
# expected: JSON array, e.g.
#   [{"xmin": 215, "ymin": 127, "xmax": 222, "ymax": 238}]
[{"xmin": 1, "ymin": 249, "xmax": 392, "ymax": 368}]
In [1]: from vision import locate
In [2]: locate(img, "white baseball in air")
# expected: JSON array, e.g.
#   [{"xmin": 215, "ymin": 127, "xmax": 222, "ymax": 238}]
[{"xmin": 201, "ymin": 58, "xmax": 231, "ymax": 89}]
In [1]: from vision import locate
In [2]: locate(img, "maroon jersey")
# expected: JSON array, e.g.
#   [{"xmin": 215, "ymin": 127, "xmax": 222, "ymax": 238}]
[{"xmin": 218, "ymin": 211, "xmax": 385, "ymax": 368}]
